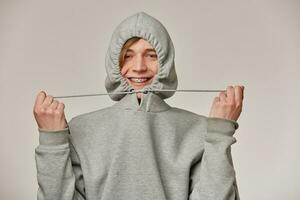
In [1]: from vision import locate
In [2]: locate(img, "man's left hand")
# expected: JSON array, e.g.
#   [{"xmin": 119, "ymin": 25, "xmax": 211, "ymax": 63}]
[{"xmin": 208, "ymin": 85, "xmax": 244, "ymax": 121}]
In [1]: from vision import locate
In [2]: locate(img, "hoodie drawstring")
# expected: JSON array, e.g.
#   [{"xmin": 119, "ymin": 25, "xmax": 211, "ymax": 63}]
[{"xmin": 53, "ymin": 89, "xmax": 225, "ymax": 99}]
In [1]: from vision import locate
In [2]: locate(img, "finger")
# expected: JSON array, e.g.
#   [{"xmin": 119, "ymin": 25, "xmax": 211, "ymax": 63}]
[
  {"xmin": 226, "ymin": 86, "xmax": 235, "ymax": 103},
  {"xmin": 49, "ymin": 100, "xmax": 59, "ymax": 109},
  {"xmin": 213, "ymin": 96, "xmax": 220, "ymax": 104},
  {"xmin": 42, "ymin": 95, "xmax": 54, "ymax": 107},
  {"xmin": 34, "ymin": 91, "xmax": 46, "ymax": 107},
  {"xmin": 57, "ymin": 102, "xmax": 65, "ymax": 112},
  {"xmin": 241, "ymin": 85, "xmax": 245, "ymax": 100},
  {"xmin": 235, "ymin": 85, "xmax": 244, "ymax": 106},
  {"xmin": 219, "ymin": 91, "xmax": 227, "ymax": 103}
]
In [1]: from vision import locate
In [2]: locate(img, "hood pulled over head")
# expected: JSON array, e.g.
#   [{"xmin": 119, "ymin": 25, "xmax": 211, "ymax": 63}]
[{"xmin": 104, "ymin": 11, "xmax": 178, "ymax": 101}]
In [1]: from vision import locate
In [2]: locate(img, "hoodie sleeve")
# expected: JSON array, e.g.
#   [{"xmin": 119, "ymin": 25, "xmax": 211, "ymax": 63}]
[
  {"xmin": 35, "ymin": 127, "xmax": 86, "ymax": 200},
  {"xmin": 188, "ymin": 117, "xmax": 240, "ymax": 200}
]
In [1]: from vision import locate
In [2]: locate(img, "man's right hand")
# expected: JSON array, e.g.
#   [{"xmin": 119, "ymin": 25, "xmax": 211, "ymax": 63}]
[{"xmin": 33, "ymin": 91, "xmax": 67, "ymax": 131}]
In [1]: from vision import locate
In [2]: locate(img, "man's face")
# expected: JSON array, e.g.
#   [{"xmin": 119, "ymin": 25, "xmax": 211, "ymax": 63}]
[{"xmin": 120, "ymin": 39, "xmax": 158, "ymax": 98}]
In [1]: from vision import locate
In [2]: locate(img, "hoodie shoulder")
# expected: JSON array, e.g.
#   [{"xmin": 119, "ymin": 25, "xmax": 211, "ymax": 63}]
[
  {"xmin": 168, "ymin": 106, "xmax": 207, "ymax": 122},
  {"xmin": 68, "ymin": 106, "xmax": 114, "ymax": 128}
]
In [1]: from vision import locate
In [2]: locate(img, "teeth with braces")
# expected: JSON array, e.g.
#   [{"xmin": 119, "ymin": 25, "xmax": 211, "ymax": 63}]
[{"xmin": 130, "ymin": 78, "xmax": 149, "ymax": 83}]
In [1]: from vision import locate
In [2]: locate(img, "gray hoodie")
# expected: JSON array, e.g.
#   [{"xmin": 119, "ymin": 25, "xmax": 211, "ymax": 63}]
[{"xmin": 35, "ymin": 12, "xmax": 240, "ymax": 200}]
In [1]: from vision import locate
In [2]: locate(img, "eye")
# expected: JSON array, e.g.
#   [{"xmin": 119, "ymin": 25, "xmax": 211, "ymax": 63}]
[
  {"xmin": 146, "ymin": 54, "xmax": 157, "ymax": 59},
  {"xmin": 124, "ymin": 54, "xmax": 132, "ymax": 59}
]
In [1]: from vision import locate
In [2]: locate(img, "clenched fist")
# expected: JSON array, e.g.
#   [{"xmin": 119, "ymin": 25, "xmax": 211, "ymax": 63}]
[
  {"xmin": 33, "ymin": 91, "xmax": 68, "ymax": 131},
  {"xmin": 208, "ymin": 85, "xmax": 244, "ymax": 121}
]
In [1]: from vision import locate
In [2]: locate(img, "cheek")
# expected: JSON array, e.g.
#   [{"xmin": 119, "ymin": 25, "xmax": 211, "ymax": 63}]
[
  {"xmin": 120, "ymin": 66, "xmax": 127, "ymax": 76},
  {"xmin": 151, "ymin": 62, "xmax": 159, "ymax": 74}
]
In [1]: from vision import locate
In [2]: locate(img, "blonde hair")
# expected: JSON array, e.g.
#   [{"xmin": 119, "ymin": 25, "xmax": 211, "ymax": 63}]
[{"xmin": 119, "ymin": 37, "xmax": 142, "ymax": 68}]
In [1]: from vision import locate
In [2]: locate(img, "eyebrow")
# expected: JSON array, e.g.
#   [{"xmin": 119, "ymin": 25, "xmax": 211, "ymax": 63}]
[{"xmin": 126, "ymin": 48, "xmax": 156, "ymax": 53}]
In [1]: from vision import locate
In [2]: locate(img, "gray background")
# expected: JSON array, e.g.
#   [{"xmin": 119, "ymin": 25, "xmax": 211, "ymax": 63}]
[{"xmin": 0, "ymin": 0, "xmax": 299, "ymax": 199}]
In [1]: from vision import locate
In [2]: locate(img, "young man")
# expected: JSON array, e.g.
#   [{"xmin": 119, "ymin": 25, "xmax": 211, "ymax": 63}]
[{"xmin": 34, "ymin": 11, "xmax": 244, "ymax": 200}]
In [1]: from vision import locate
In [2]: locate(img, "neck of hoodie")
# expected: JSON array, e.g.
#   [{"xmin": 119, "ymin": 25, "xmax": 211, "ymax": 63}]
[{"xmin": 112, "ymin": 92, "xmax": 171, "ymax": 113}]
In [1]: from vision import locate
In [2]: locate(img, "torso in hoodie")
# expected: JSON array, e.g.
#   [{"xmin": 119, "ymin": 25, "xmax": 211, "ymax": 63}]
[{"xmin": 68, "ymin": 92, "xmax": 207, "ymax": 200}]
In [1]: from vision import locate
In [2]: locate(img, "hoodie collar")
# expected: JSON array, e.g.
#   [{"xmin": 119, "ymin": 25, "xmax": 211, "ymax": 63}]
[{"xmin": 112, "ymin": 92, "xmax": 171, "ymax": 113}]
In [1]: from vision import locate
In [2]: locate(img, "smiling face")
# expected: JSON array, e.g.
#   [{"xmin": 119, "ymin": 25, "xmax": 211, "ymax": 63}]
[{"xmin": 119, "ymin": 38, "xmax": 158, "ymax": 99}]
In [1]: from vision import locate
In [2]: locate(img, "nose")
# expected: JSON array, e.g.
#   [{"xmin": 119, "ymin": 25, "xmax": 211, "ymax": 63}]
[{"xmin": 132, "ymin": 55, "xmax": 147, "ymax": 72}]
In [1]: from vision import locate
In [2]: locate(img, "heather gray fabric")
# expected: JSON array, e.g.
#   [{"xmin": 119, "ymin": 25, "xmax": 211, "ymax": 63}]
[
  {"xmin": 35, "ymin": 11, "xmax": 240, "ymax": 200},
  {"xmin": 104, "ymin": 11, "xmax": 178, "ymax": 101}
]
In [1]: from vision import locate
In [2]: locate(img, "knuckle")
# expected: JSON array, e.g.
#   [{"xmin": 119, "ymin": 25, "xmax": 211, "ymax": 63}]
[
  {"xmin": 39, "ymin": 107, "xmax": 46, "ymax": 114},
  {"xmin": 47, "ymin": 95, "xmax": 53, "ymax": 100},
  {"xmin": 236, "ymin": 103, "xmax": 242, "ymax": 109},
  {"xmin": 220, "ymin": 101, "xmax": 227, "ymax": 106},
  {"xmin": 229, "ymin": 104, "xmax": 235, "ymax": 109},
  {"xmin": 225, "ymin": 103, "xmax": 235, "ymax": 109},
  {"xmin": 33, "ymin": 108, "xmax": 39, "ymax": 115},
  {"xmin": 54, "ymin": 110, "xmax": 62, "ymax": 116},
  {"xmin": 34, "ymin": 106, "xmax": 44, "ymax": 115},
  {"xmin": 227, "ymin": 102, "xmax": 235, "ymax": 107},
  {"xmin": 46, "ymin": 108, "xmax": 54, "ymax": 115}
]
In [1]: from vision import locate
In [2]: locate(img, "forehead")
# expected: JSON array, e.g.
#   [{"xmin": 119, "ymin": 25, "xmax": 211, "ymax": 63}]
[{"xmin": 127, "ymin": 38, "xmax": 156, "ymax": 52}]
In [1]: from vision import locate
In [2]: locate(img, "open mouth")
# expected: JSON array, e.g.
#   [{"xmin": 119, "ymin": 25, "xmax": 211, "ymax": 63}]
[{"xmin": 126, "ymin": 77, "xmax": 153, "ymax": 85}]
